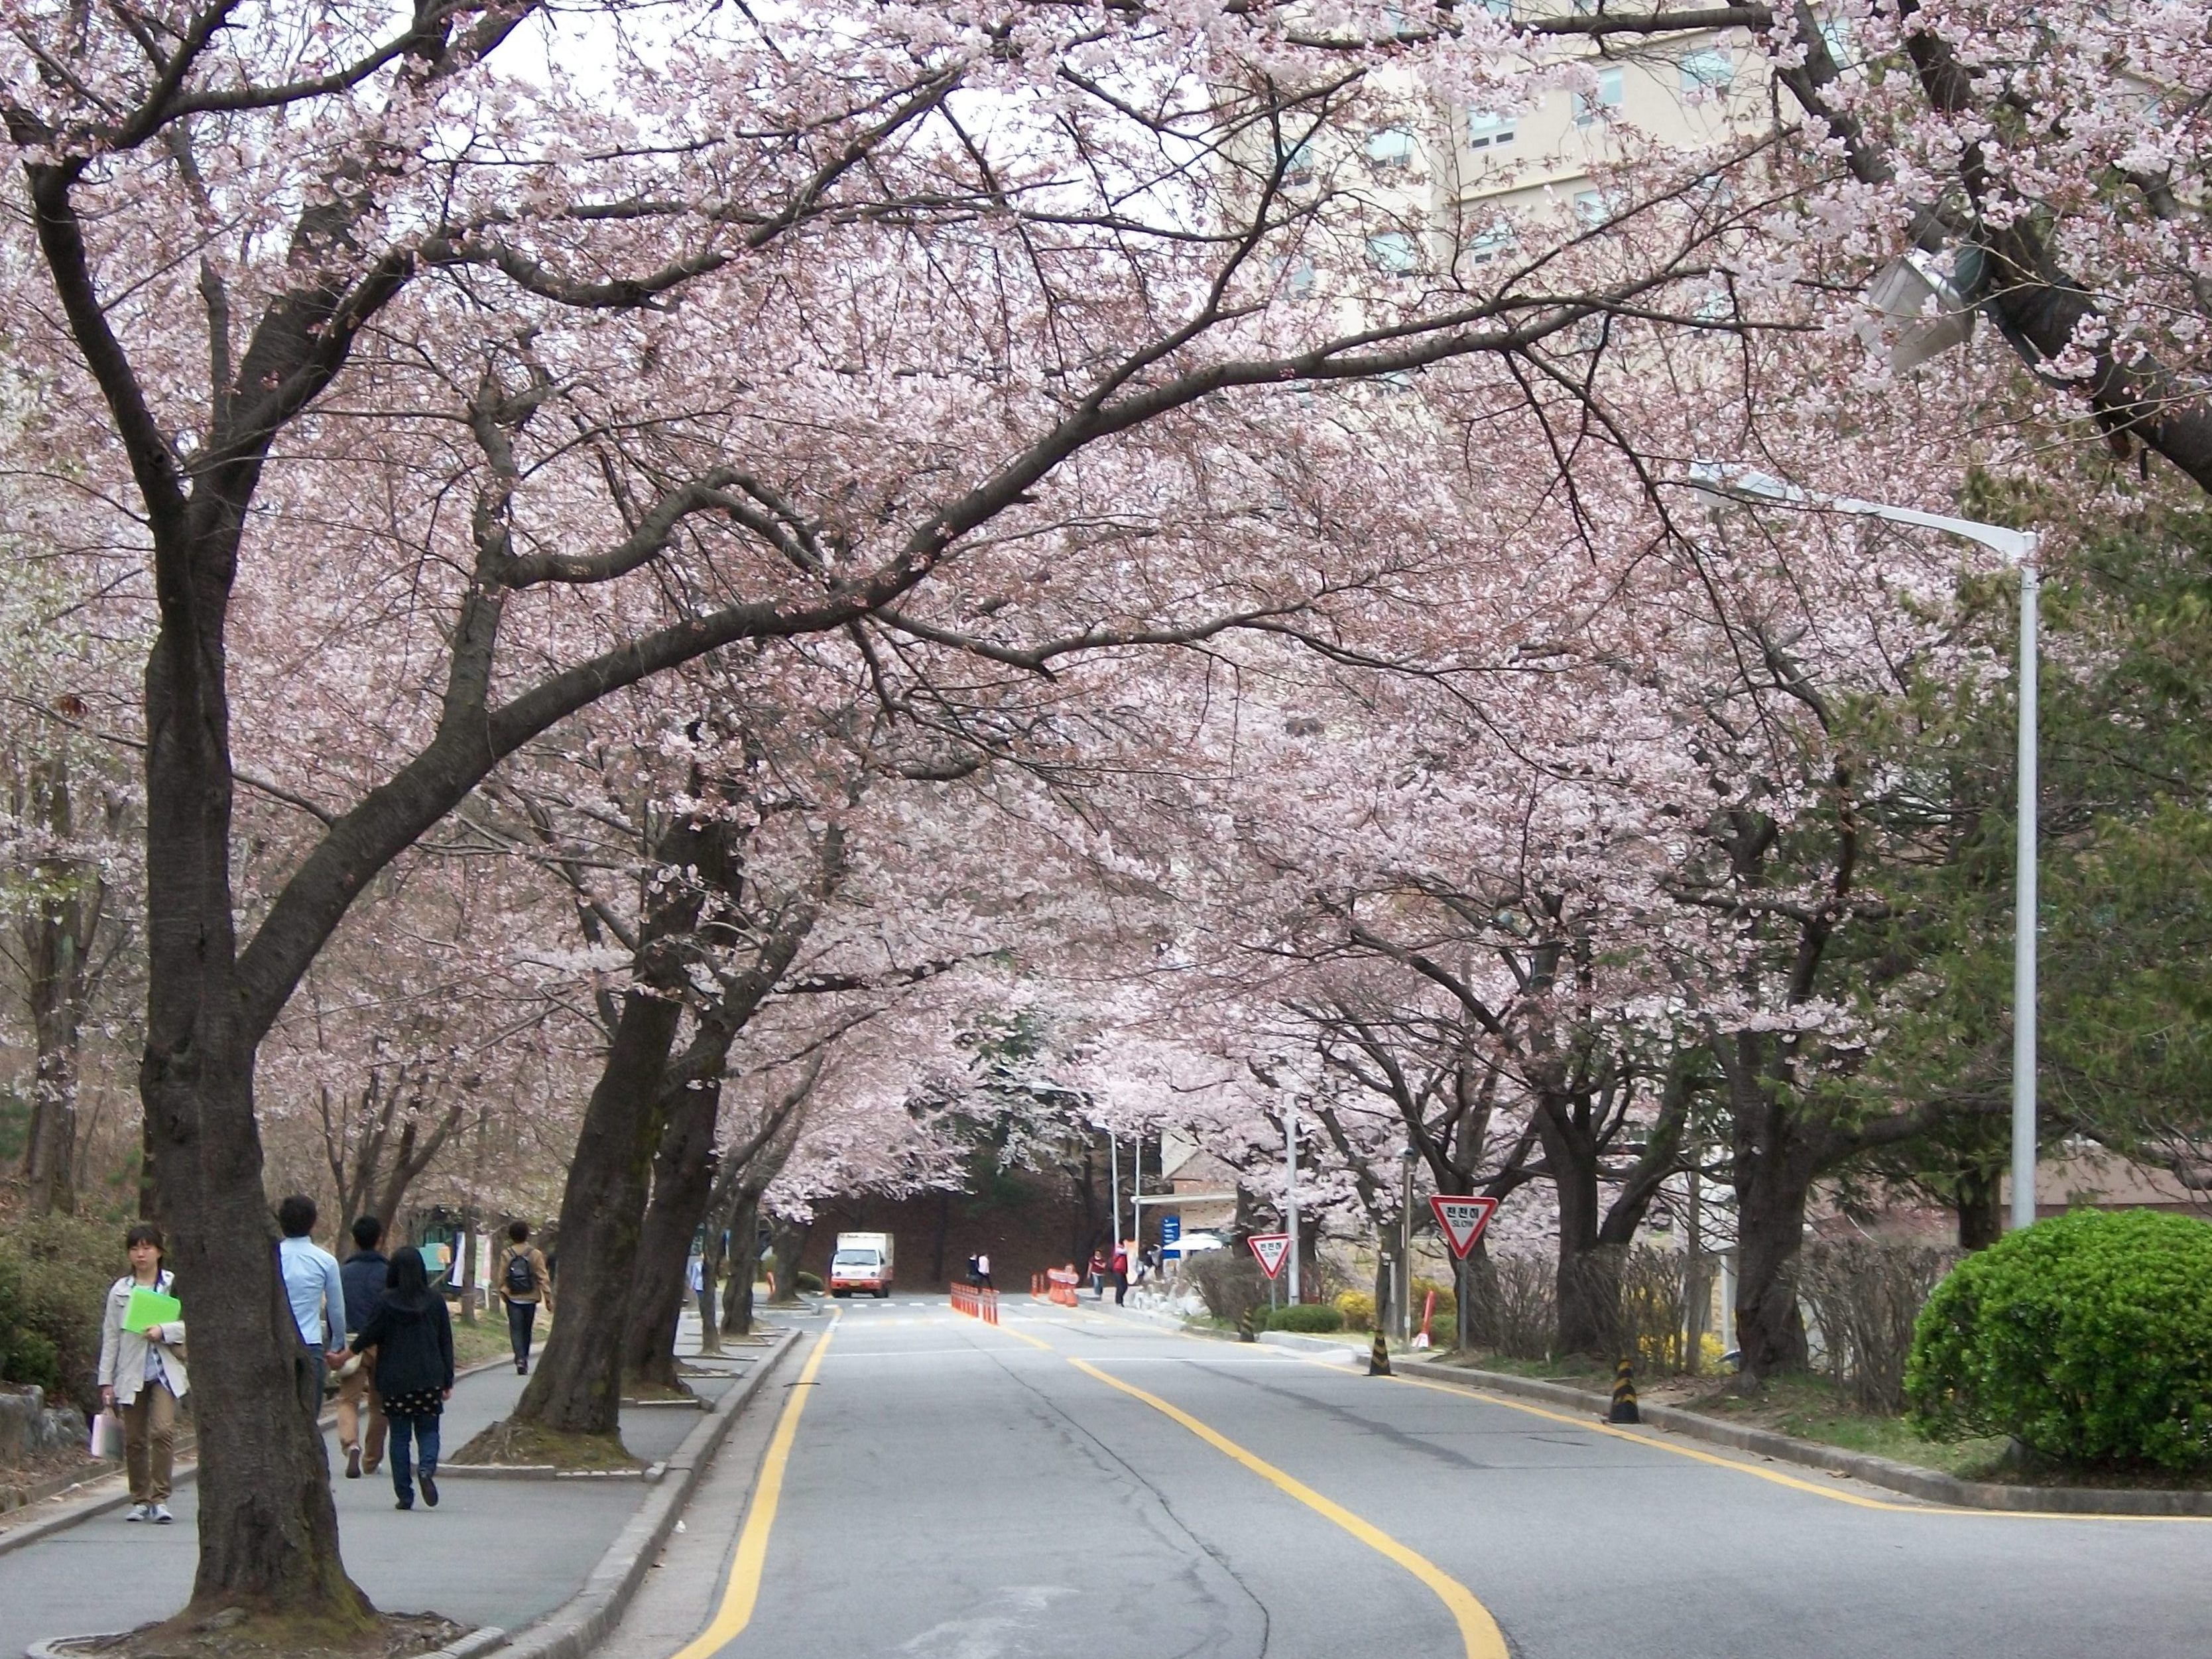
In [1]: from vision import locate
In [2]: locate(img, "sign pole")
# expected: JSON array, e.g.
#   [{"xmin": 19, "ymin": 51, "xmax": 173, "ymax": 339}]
[{"xmin": 1286, "ymin": 1107, "xmax": 1300, "ymax": 1306}]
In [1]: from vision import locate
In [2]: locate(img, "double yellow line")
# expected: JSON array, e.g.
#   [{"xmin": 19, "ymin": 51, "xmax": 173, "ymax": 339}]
[{"xmin": 672, "ymin": 1310, "xmax": 1506, "ymax": 1659}]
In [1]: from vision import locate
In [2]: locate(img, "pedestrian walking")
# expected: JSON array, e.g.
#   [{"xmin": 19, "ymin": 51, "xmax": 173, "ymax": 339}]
[
  {"xmin": 276, "ymin": 1194, "xmax": 349, "ymax": 1416},
  {"xmin": 1111, "ymin": 1245, "xmax": 1129, "ymax": 1307},
  {"xmin": 497, "ymin": 1219, "xmax": 554, "ymax": 1375},
  {"xmin": 352, "ymin": 1247, "xmax": 454, "ymax": 1512},
  {"xmin": 95, "ymin": 1223, "xmax": 187, "ymax": 1524},
  {"xmin": 975, "ymin": 1250, "xmax": 993, "ymax": 1291},
  {"xmin": 1088, "ymin": 1247, "xmax": 1108, "ymax": 1298},
  {"xmin": 337, "ymin": 1215, "xmax": 391, "ymax": 1480}
]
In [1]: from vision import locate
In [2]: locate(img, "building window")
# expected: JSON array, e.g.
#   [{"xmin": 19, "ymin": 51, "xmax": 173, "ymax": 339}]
[
  {"xmin": 1367, "ymin": 231, "xmax": 1420, "ymax": 275},
  {"xmin": 1572, "ymin": 188, "xmax": 1611, "ymax": 227},
  {"xmin": 1680, "ymin": 48, "xmax": 1735, "ymax": 95},
  {"xmin": 1467, "ymin": 109, "xmax": 1517, "ymax": 150},
  {"xmin": 1285, "ymin": 257, "xmax": 1318, "ymax": 298},
  {"xmin": 1367, "ymin": 127, "xmax": 1417, "ymax": 168},
  {"xmin": 1464, "ymin": 224, "xmax": 1516, "ymax": 266},
  {"xmin": 1573, "ymin": 66, "xmax": 1625, "ymax": 127},
  {"xmin": 1279, "ymin": 135, "xmax": 1317, "ymax": 184},
  {"xmin": 1816, "ymin": 17, "xmax": 1857, "ymax": 68}
]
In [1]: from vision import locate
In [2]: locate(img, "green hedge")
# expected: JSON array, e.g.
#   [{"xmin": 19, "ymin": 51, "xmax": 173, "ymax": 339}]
[
  {"xmin": 1266, "ymin": 1304, "xmax": 1345, "ymax": 1334},
  {"xmin": 1906, "ymin": 1208, "xmax": 2212, "ymax": 1471},
  {"xmin": 0, "ymin": 1213, "xmax": 123, "ymax": 1412}
]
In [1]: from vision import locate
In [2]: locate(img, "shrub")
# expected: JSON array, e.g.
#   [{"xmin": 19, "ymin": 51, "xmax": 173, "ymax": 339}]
[
  {"xmin": 1334, "ymin": 1290, "xmax": 1375, "ymax": 1332},
  {"xmin": 1462, "ymin": 1255, "xmax": 1552, "ymax": 1359},
  {"xmin": 1907, "ymin": 1209, "xmax": 2212, "ymax": 1470},
  {"xmin": 0, "ymin": 1212, "xmax": 123, "ymax": 1412},
  {"xmin": 1187, "ymin": 1251, "xmax": 1267, "ymax": 1321},
  {"xmin": 1267, "ymin": 1304, "xmax": 1345, "ymax": 1333},
  {"xmin": 794, "ymin": 1270, "xmax": 824, "ymax": 1293},
  {"xmin": 1408, "ymin": 1275, "xmax": 1457, "ymax": 1341},
  {"xmin": 1794, "ymin": 1239, "xmax": 1959, "ymax": 1412}
]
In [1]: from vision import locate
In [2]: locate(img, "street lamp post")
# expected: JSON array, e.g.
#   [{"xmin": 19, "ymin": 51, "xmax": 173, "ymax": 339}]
[
  {"xmin": 1686, "ymin": 463, "xmax": 2042, "ymax": 1231},
  {"xmin": 1398, "ymin": 1146, "xmax": 1418, "ymax": 1344}
]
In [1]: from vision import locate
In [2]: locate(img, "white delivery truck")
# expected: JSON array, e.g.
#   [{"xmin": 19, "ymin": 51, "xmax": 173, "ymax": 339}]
[{"xmin": 829, "ymin": 1232, "xmax": 895, "ymax": 1298}]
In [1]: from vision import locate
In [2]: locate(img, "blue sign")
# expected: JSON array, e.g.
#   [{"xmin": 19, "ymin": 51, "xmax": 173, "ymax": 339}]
[{"xmin": 1160, "ymin": 1215, "xmax": 1183, "ymax": 1256}]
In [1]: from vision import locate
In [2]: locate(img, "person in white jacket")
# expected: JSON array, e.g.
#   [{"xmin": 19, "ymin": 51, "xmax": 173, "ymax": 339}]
[{"xmin": 96, "ymin": 1223, "xmax": 188, "ymax": 1524}]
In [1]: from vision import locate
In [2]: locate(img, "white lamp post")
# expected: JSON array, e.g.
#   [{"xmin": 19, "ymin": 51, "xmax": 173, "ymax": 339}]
[{"xmin": 1686, "ymin": 462, "xmax": 2042, "ymax": 1231}]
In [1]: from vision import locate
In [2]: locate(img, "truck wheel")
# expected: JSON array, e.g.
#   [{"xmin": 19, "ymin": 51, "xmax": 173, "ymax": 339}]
[{"xmin": 876, "ymin": 1288, "xmax": 891, "ymax": 1299}]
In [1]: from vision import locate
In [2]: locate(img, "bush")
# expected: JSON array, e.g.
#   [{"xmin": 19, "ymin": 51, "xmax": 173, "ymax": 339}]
[
  {"xmin": 1907, "ymin": 1209, "xmax": 2212, "ymax": 1470},
  {"xmin": 794, "ymin": 1270, "xmax": 824, "ymax": 1293},
  {"xmin": 0, "ymin": 1213, "xmax": 123, "ymax": 1413},
  {"xmin": 1333, "ymin": 1290, "xmax": 1375, "ymax": 1332},
  {"xmin": 1187, "ymin": 1251, "xmax": 1267, "ymax": 1321},
  {"xmin": 1408, "ymin": 1275, "xmax": 1457, "ymax": 1341},
  {"xmin": 1462, "ymin": 1255, "xmax": 1552, "ymax": 1359},
  {"xmin": 1266, "ymin": 1304, "xmax": 1345, "ymax": 1333},
  {"xmin": 1794, "ymin": 1239, "xmax": 1959, "ymax": 1412}
]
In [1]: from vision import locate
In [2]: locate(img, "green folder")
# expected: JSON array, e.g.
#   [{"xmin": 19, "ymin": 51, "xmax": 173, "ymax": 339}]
[{"xmin": 123, "ymin": 1286, "xmax": 182, "ymax": 1334}]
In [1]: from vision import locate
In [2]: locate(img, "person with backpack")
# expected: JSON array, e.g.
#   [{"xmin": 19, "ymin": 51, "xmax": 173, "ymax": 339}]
[
  {"xmin": 497, "ymin": 1220, "xmax": 553, "ymax": 1375},
  {"xmin": 351, "ymin": 1247, "xmax": 454, "ymax": 1511},
  {"xmin": 337, "ymin": 1215, "xmax": 391, "ymax": 1480},
  {"xmin": 95, "ymin": 1223, "xmax": 187, "ymax": 1524}
]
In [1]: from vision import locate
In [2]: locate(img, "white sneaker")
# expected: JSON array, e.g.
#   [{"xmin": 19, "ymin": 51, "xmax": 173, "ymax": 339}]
[
  {"xmin": 124, "ymin": 1503, "xmax": 148, "ymax": 1522},
  {"xmin": 150, "ymin": 1504, "xmax": 174, "ymax": 1524}
]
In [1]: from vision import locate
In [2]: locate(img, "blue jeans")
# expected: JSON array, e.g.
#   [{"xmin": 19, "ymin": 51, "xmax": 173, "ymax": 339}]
[{"xmin": 388, "ymin": 1412, "xmax": 441, "ymax": 1506}]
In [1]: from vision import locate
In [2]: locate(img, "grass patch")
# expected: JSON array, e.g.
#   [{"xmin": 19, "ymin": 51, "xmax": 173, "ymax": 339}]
[
  {"xmin": 446, "ymin": 1419, "xmax": 640, "ymax": 1471},
  {"xmin": 1676, "ymin": 1376, "xmax": 2011, "ymax": 1479},
  {"xmin": 620, "ymin": 1379, "xmax": 697, "ymax": 1404}
]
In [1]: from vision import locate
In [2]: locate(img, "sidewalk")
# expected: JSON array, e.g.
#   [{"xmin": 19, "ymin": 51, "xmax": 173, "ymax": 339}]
[{"xmin": 0, "ymin": 1317, "xmax": 788, "ymax": 1658}]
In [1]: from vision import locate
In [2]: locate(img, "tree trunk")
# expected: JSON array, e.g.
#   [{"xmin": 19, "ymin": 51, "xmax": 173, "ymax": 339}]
[
  {"xmin": 620, "ymin": 1077, "xmax": 723, "ymax": 1391},
  {"xmin": 1733, "ymin": 1142, "xmax": 1819, "ymax": 1382},
  {"xmin": 722, "ymin": 1193, "xmax": 761, "ymax": 1337},
  {"xmin": 766, "ymin": 1217, "xmax": 807, "ymax": 1304},
  {"xmin": 139, "ymin": 597, "xmax": 369, "ymax": 1623},
  {"xmin": 1954, "ymin": 1162, "xmax": 2003, "ymax": 1251},
  {"xmin": 19, "ymin": 753, "xmax": 108, "ymax": 1219},
  {"xmin": 930, "ymin": 1188, "xmax": 951, "ymax": 1286},
  {"xmin": 1533, "ymin": 1099, "xmax": 1611, "ymax": 1356},
  {"xmin": 507, "ymin": 979, "xmax": 686, "ymax": 1439}
]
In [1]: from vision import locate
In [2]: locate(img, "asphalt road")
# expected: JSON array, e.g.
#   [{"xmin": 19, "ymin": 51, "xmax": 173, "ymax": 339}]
[{"xmin": 610, "ymin": 1293, "xmax": 2212, "ymax": 1659}]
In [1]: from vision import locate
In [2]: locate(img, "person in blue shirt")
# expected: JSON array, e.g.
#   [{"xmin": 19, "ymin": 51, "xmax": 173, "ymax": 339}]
[{"xmin": 276, "ymin": 1194, "xmax": 349, "ymax": 1417}]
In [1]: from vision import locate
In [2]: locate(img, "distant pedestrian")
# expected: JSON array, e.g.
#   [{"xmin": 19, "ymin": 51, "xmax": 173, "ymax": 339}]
[
  {"xmin": 975, "ymin": 1250, "xmax": 993, "ymax": 1291},
  {"xmin": 276, "ymin": 1194, "xmax": 349, "ymax": 1416},
  {"xmin": 1111, "ymin": 1245, "xmax": 1129, "ymax": 1307},
  {"xmin": 497, "ymin": 1220, "xmax": 554, "ymax": 1375},
  {"xmin": 965, "ymin": 1253, "xmax": 979, "ymax": 1287},
  {"xmin": 337, "ymin": 1215, "xmax": 391, "ymax": 1480},
  {"xmin": 353, "ymin": 1247, "xmax": 454, "ymax": 1512},
  {"xmin": 96, "ymin": 1223, "xmax": 186, "ymax": 1524},
  {"xmin": 1088, "ymin": 1248, "xmax": 1108, "ymax": 1298}
]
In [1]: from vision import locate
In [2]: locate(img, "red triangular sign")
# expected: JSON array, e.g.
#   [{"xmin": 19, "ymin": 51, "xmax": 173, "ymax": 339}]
[
  {"xmin": 1429, "ymin": 1196, "xmax": 1499, "ymax": 1260},
  {"xmin": 1248, "ymin": 1233, "xmax": 1292, "ymax": 1279}
]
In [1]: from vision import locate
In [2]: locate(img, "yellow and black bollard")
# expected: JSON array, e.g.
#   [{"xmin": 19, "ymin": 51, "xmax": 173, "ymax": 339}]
[
  {"xmin": 1238, "ymin": 1305, "xmax": 1257, "ymax": 1343},
  {"xmin": 1368, "ymin": 1329, "xmax": 1392, "ymax": 1377},
  {"xmin": 1608, "ymin": 1357, "xmax": 1640, "ymax": 1424}
]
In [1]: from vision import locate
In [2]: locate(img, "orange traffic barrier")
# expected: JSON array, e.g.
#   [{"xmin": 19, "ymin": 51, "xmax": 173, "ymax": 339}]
[
  {"xmin": 1044, "ymin": 1265, "xmax": 1080, "ymax": 1308},
  {"xmin": 949, "ymin": 1284, "xmax": 1001, "ymax": 1324}
]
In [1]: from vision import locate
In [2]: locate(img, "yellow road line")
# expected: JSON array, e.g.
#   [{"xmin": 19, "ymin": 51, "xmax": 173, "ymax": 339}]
[
  {"xmin": 1070, "ymin": 1357, "xmax": 1508, "ymax": 1659},
  {"xmin": 1386, "ymin": 1373, "xmax": 2212, "ymax": 1524},
  {"xmin": 666, "ymin": 1317, "xmax": 839, "ymax": 1659}
]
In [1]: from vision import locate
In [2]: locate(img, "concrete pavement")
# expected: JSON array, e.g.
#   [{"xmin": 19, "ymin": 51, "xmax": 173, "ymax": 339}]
[
  {"xmin": 605, "ymin": 1293, "xmax": 2212, "ymax": 1659},
  {"xmin": 0, "ymin": 1321, "xmax": 779, "ymax": 1659}
]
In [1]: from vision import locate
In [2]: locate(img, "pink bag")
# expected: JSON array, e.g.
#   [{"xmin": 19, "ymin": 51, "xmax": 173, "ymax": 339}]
[{"xmin": 88, "ymin": 1410, "xmax": 124, "ymax": 1460}]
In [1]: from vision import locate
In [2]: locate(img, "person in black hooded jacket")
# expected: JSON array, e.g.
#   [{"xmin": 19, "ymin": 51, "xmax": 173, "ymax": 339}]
[{"xmin": 353, "ymin": 1247, "xmax": 454, "ymax": 1510}]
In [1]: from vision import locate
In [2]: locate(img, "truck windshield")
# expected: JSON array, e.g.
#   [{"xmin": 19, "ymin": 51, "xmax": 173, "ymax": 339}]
[{"xmin": 833, "ymin": 1251, "xmax": 879, "ymax": 1266}]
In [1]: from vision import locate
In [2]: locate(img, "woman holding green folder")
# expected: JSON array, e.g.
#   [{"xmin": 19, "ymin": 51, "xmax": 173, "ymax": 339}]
[{"xmin": 96, "ymin": 1223, "xmax": 187, "ymax": 1524}]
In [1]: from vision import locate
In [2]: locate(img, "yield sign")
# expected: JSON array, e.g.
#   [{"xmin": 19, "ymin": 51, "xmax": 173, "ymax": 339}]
[
  {"xmin": 1248, "ymin": 1233, "xmax": 1292, "ymax": 1280},
  {"xmin": 1428, "ymin": 1196, "xmax": 1500, "ymax": 1260}
]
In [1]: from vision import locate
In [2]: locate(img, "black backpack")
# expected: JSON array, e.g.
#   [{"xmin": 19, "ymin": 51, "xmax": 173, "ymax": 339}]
[{"xmin": 503, "ymin": 1249, "xmax": 537, "ymax": 1297}]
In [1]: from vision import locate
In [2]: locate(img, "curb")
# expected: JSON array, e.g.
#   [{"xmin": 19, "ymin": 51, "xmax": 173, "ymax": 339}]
[
  {"xmin": 0, "ymin": 1355, "xmax": 517, "ymax": 1562},
  {"xmin": 1390, "ymin": 1358, "xmax": 2212, "ymax": 1517},
  {"xmin": 489, "ymin": 1326, "xmax": 802, "ymax": 1659}
]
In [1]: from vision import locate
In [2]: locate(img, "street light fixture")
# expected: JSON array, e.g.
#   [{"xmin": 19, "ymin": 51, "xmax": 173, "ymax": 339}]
[{"xmin": 1684, "ymin": 461, "xmax": 2042, "ymax": 1231}]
